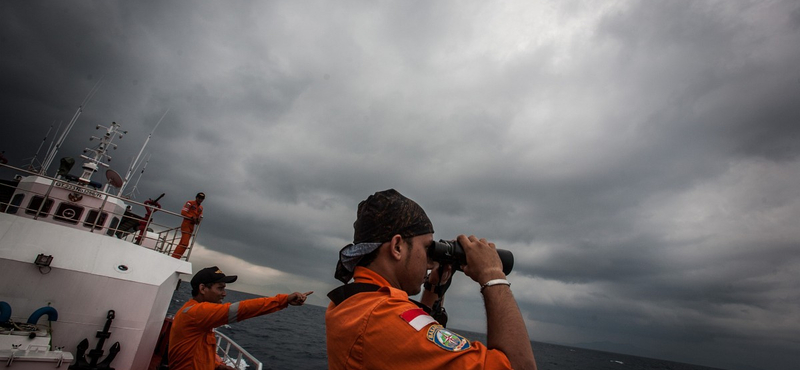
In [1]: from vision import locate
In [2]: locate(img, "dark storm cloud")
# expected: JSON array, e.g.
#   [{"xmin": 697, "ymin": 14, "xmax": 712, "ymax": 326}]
[{"xmin": 2, "ymin": 1, "xmax": 799, "ymax": 369}]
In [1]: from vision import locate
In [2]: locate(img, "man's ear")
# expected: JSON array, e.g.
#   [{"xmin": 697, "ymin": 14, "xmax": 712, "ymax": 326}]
[{"xmin": 387, "ymin": 234, "xmax": 404, "ymax": 260}]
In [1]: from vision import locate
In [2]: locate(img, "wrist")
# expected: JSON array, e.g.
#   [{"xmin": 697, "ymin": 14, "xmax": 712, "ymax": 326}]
[
  {"xmin": 477, "ymin": 269, "xmax": 506, "ymax": 286},
  {"xmin": 480, "ymin": 278, "xmax": 511, "ymax": 293}
]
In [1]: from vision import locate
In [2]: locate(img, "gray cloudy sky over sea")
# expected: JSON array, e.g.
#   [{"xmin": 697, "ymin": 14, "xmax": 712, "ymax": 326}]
[{"xmin": 2, "ymin": 2, "xmax": 799, "ymax": 369}]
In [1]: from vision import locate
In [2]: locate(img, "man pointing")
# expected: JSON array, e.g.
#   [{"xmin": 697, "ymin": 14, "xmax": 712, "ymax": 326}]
[{"xmin": 169, "ymin": 266, "xmax": 313, "ymax": 370}]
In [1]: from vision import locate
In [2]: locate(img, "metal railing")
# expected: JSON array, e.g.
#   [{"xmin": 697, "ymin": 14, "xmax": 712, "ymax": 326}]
[
  {"xmin": 214, "ymin": 329, "xmax": 263, "ymax": 370},
  {"xmin": 0, "ymin": 162, "xmax": 199, "ymax": 260}
]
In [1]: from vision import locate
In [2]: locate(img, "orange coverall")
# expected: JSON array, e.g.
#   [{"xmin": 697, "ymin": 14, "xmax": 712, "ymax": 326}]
[
  {"xmin": 172, "ymin": 200, "xmax": 203, "ymax": 258},
  {"xmin": 168, "ymin": 295, "xmax": 289, "ymax": 370},
  {"xmin": 326, "ymin": 267, "xmax": 512, "ymax": 370}
]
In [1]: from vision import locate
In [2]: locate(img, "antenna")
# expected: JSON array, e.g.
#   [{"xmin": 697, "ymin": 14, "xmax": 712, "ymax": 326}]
[
  {"xmin": 118, "ymin": 107, "xmax": 169, "ymax": 195},
  {"xmin": 40, "ymin": 78, "xmax": 104, "ymax": 174},
  {"xmin": 41, "ymin": 121, "xmax": 64, "ymax": 171},
  {"xmin": 124, "ymin": 153, "xmax": 150, "ymax": 199},
  {"xmin": 77, "ymin": 121, "xmax": 126, "ymax": 184},
  {"xmin": 23, "ymin": 121, "xmax": 58, "ymax": 171}
]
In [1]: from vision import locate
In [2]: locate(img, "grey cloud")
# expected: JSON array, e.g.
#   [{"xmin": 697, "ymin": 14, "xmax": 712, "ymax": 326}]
[{"xmin": 2, "ymin": 1, "xmax": 799, "ymax": 369}]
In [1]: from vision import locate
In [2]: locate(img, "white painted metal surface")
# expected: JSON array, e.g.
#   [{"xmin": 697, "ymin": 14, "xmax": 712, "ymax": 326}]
[{"xmin": 0, "ymin": 212, "xmax": 190, "ymax": 369}]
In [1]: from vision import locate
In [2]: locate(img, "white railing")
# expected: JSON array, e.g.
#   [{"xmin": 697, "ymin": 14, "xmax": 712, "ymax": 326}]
[
  {"xmin": 214, "ymin": 329, "xmax": 263, "ymax": 370},
  {"xmin": 0, "ymin": 162, "xmax": 201, "ymax": 260}
]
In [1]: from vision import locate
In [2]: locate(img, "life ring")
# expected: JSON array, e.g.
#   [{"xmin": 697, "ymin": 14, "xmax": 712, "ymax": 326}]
[{"xmin": 27, "ymin": 306, "xmax": 58, "ymax": 324}]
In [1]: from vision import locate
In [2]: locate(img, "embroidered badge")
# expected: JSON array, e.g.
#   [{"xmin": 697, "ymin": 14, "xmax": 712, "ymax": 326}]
[
  {"xmin": 400, "ymin": 308, "xmax": 436, "ymax": 331},
  {"xmin": 68, "ymin": 192, "xmax": 83, "ymax": 202},
  {"xmin": 426, "ymin": 325, "xmax": 471, "ymax": 352}
]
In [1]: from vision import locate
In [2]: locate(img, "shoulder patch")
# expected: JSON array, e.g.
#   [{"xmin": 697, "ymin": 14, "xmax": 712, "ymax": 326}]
[
  {"xmin": 400, "ymin": 308, "xmax": 436, "ymax": 331},
  {"xmin": 426, "ymin": 325, "xmax": 471, "ymax": 352}
]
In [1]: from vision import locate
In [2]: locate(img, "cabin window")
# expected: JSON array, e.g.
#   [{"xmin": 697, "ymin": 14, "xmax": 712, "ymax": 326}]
[
  {"xmin": 107, "ymin": 217, "xmax": 120, "ymax": 236},
  {"xmin": 25, "ymin": 196, "xmax": 54, "ymax": 217},
  {"xmin": 5, "ymin": 194, "xmax": 24, "ymax": 214},
  {"xmin": 54, "ymin": 203, "xmax": 84, "ymax": 224},
  {"xmin": 84, "ymin": 210, "xmax": 108, "ymax": 230}
]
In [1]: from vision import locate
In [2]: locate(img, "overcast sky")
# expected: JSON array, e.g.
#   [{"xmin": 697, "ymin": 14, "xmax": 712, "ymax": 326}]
[{"xmin": 2, "ymin": 1, "xmax": 799, "ymax": 369}]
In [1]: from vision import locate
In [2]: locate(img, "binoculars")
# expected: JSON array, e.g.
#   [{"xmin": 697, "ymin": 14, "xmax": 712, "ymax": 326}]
[{"xmin": 429, "ymin": 239, "xmax": 514, "ymax": 275}]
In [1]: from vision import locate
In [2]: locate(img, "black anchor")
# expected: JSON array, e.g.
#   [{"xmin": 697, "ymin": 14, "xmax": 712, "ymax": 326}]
[{"xmin": 69, "ymin": 310, "xmax": 121, "ymax": 370}]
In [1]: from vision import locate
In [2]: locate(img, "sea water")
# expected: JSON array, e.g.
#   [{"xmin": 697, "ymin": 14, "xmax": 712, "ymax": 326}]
[{"xmin": 168, "ymin": 284, "xmax": 724, "ymax": 370}]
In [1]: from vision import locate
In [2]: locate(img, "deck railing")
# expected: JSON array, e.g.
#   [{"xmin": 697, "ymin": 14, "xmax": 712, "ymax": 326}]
[
  {"xmin": 0, "ymin": 162, "xmax": 199, "ymax": 260},
  {"xmin": 214, "ymin": 329, "xmax": 263, "ymax": 370}
]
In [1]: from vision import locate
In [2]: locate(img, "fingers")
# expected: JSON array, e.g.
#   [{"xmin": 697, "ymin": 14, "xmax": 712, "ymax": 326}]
[
  {"xmin": 289, "ymin": 291, "xmax": 314, "ymax": 305},
  {"xmin": 441, "ymin": 264, "xmax": 454, "ymax": 281},
  {"xmin": 458, "ymin": 234, "xmax": 505, "ymax": 285},
  {"xmin": 427, "ymin": 262, "xmax": 455, "ymax": 287}
]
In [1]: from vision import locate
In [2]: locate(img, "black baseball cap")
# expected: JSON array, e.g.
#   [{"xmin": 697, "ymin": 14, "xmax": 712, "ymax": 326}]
[
  {"xmin": 191, "ymin": 266, "xmax": 237, "ymax": 290},
  {"xmin": 196, "ymin": 192, "xmax": 206, "ymax": 199}
]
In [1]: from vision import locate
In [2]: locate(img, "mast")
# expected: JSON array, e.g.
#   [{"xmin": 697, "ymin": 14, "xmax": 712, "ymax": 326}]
[
  {"xmin": 124, "ymin": 153, "xmax": 150, "ymax": 199},
  {"xmin": 40, "ymin": 78, "xmax": 103, "ymax": 175},
  {"xmin": 78, "ymin": 121, "xmax": 127, "ymax": 184},
  {"xmin": 24, "ymin": 121, "xmax": 59, "ymax": 171},
  {"xmin": 118, "ymin": 107, "xmax": 169, "ymax": 195}
]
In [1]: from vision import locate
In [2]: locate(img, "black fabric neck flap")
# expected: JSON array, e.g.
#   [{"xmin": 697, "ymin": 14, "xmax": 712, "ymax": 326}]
[
  {"xmin": 326, "ymin": 283, "xmax": 434, "ymax": 316},
  {"xmin": 327, "ymin": 283, "xmax": 381, "ymax": 306}
]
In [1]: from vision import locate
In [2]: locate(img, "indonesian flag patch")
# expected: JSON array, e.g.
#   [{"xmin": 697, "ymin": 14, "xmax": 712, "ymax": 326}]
[{"xmin": 400, "ymin": 308, "xmax": 436, "ymax": 331}]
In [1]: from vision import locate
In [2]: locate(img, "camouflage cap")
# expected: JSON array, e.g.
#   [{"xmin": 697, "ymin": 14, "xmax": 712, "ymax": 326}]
[
  {"xmin": 353, "ymin": 189, "xmax": 433, "ymax": 244},
  {"xmin": 334, "ymin": 189, "xmax": 434, "ymax": 283}
]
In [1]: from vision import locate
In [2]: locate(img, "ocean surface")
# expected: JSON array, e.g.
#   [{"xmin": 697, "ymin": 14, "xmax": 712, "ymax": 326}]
[{"xmin": 168, "ymin": 283, "xmax": 724, "ymax": 370}]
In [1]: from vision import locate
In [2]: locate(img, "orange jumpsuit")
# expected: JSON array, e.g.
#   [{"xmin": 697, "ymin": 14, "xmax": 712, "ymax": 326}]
[
  {"xmin": 173, "ymin": 199, "xmax": 203, "ymax": 258},
  {"xmin": 326, "ymin": 267, "xmax": 512, "ymax": 370},
  {"xmin": 168, "ymin": 295, "xmax": 289, "ymax": 370}
]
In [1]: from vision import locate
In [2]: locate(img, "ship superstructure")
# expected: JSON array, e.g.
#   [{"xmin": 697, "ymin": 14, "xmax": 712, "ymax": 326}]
[{"xmin": 0, "ymin": 120, "xmax": 195, "ymax": 369}]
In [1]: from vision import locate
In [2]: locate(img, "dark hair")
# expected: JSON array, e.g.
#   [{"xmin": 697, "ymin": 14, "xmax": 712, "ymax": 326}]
[
  {"xmin": 356, "ymin": 247, "xmax": 381, "ymax": 268},
  {"xmin": 191, "ymin": 282, "xmax": 209, "ymax": 297},
  {"xmin": 192, "ymin": 282, "xmax": 221, "ymax": 297}
]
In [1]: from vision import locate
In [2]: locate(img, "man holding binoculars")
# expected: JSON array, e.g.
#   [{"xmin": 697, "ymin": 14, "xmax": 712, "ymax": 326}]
[{"xmin": 326, "ymin": 189, "xmax": 536, "ymax": 370}]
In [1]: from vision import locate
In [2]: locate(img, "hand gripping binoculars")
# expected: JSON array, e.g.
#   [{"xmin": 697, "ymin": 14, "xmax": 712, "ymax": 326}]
[{"xmin": 429, "ymin": 239, "xmax": 514, "ymax": 275}]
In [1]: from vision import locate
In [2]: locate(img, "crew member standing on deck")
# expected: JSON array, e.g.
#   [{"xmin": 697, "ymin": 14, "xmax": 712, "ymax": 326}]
[
  {"xmin": 169, "ymin": 266, "xmax": 313, "ymax": 370},
  {"xmin": 172, "ymin": 192, "xmax": 204, "ymax": 259},
  {"xmin": 326, "ymin": 189, "xmax": 537, "ymax": 370}
]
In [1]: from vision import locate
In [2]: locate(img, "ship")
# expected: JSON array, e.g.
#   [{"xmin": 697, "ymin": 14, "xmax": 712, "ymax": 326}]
[{"xmin": 0, "ymin": 118, "xmax": 262, "ymax": 369}]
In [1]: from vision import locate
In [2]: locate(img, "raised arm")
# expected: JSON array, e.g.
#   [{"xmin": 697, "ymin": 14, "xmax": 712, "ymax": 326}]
[{"xmin": 459, "ymin": 234, "xmax": 537, "ymax": 370}]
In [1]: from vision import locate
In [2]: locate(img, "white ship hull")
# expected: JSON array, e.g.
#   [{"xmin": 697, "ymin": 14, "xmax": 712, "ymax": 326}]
[{"xmin": 0, "ymin": 212, "xmax": 190, "ymax": 369}]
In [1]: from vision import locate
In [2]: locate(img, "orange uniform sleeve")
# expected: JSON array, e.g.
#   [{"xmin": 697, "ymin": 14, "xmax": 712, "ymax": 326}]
[{"xmin": 229, "ymin": 295, "xmax": 289, "ymax": 323}]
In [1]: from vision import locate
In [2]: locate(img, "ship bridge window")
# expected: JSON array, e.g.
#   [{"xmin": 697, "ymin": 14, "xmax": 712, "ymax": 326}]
[
  {"xmin": 83, "ymin": 210, "xmax": 108, "ymax": 230},
  {"xmin": 4, "ymin": 194, "xmax": 24, "ymax": 214},
  {"xmin": 106, "ymin": 217, "xmax": 120, "ymax": 236},
  {"xmin": 54, "ymin": 203, "xmax": 84, "ymax": 224},
  {"xmin": 25, "ymin": 196, "xmax": 54, "ymax": 217}
]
